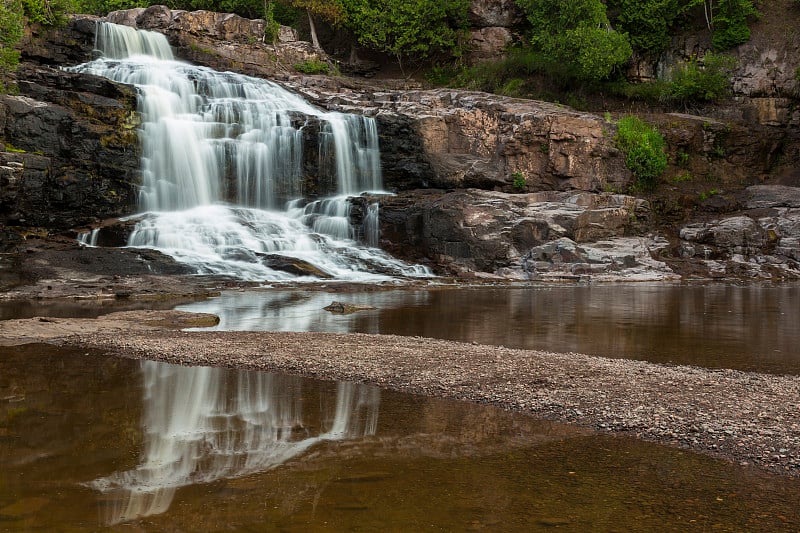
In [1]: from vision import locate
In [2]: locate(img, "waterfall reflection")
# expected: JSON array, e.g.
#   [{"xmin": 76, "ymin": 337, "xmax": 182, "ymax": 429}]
[{"xmin": 89, "ymin": 360, "xmax": 380, "ymax": 524}]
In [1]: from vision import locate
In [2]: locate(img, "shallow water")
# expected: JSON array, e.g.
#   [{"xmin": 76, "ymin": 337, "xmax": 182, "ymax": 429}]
[
  {"xmin": 3, "ymin": 344, "xmax": 800, "ymax": 531},
  {"xmin": 177, "ymin": 284, "xmax": 800, "ymax": 374}
]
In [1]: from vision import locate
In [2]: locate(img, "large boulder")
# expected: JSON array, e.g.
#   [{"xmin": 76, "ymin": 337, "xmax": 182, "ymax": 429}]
[{"xmin": 377, "ymin": 189, "xmax": 653, "ymax": 277}]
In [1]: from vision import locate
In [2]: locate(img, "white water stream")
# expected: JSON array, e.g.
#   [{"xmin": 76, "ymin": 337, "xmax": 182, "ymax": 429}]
[{"xmin": 71, "ymin": 23, "xmax": 429, "ymax": 281}]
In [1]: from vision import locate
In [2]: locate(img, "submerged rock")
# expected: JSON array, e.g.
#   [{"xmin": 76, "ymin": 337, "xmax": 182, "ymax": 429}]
[{"xmin": 323, "ymin": 301, "xmax": 377, "ymax": 314}]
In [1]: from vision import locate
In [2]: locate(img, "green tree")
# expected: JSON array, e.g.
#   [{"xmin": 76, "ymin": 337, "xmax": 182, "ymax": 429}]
[
  {"xmin": 0, "ymin": 0, "xmax": 24, "ymax": 88},
  {"xmin": 683, "ymin": 0, "xmax": 759, "ymax": 50},
  {"xmin": 607, "ymin": 0, "xmax": 680, "ymax": 54},
  {"xmin": 515, "ymin": 0, "xmax": 632, "ymax": 81},
  {"xmin": 341, "ymin": 0, "xmax": 469, "ymax": 75}
]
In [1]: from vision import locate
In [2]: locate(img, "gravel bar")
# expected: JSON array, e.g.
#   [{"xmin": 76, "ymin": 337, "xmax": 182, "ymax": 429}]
[{"xmin": 62, "ymin": 314, "xmax": 800, "ymax": 479}]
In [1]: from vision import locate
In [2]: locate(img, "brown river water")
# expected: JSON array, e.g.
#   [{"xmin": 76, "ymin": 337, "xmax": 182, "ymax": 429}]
[{"xmin": 2, "ymin": 284, "xmax": 800, "ymax": 530}]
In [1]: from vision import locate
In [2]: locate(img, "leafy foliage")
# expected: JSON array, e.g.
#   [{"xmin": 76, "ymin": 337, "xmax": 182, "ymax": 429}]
[
  {"xmin": 669, "ymin": 52, "xmax": 735, "ymax": 103},
  {"xmin": 21, "ymin": 0, "xmax": 77, "ymax": 25},
  {"xmin": 681, "ymin": 0, "xmax": 759, "ymax": 51},
  {"xmin": 341, "ymin": 0, "xmax": 469, "ymax": 73},
  {"xmin": 709, "ymin": 0, "xmax": 759, "ymax": 51},
  {"xmin": 511, "ymin": 171, "xmax": 526, "ymax": 190},
  {"xmin": 288, "ymin": 0, "xmax": 345, "ymax": 25},
  {"xmin": 607, "ymin": 0, "xmax": 679, "ymax": 54},
  {"xmin": 615, "ymin": 116, "xmax": 668, "ymax": 190},
  {"xmin": 293, "ymin": 58, "xmax": 329, "ymax": 74},
  {"xmin": 0, "ymin": 0, "xmax": 24, "ymax": 88},
  {"xmin": 515, "ymin": 0, "xmax": 632, "ymax": 81},
  {"xmin": 286, "ymin": 0, "xmax": 345, "ymax": 49}
]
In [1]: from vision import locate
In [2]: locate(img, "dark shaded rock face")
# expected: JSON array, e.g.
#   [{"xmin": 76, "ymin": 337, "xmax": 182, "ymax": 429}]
[
  {"xmin": 0, "ymin": 64, "xmax": 140, "ymax": 234},
  {"xmin": 19, "ymin": 15, "xmax": 99, "ymax": 67}
]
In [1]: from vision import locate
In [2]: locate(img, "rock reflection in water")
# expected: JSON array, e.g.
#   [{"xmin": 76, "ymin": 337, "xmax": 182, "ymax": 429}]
[{"xmin": 89, "ymin": 360, "xmax": 379, "ymax": 524}]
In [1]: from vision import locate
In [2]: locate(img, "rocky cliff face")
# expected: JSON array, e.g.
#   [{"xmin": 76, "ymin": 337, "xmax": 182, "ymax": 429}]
[
  {"xmin": 281, "ymin": 81, "xmax": 633, "ymax": 194},
  {"xmin": 0, "ymin": 64, "xmax": 140, "ymax": 243},
  {"xmin": 466, "ymin": 0, "xmax": 522, "ymax": 63}
]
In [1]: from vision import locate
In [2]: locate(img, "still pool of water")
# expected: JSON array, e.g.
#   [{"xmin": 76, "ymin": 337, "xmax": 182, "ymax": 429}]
[
  {"xmin": 177, "ymin": 284, "xmax": 800, "ymax": 374},
  {"xmin": 3, "ymin": 343, "xmax": 800, "ymax": 531}
]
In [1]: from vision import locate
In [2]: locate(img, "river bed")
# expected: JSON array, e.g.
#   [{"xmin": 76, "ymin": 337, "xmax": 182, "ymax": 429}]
[
  {"xmin": 2, "ymin": 283, "xmax": 800, "ymax": 530},
  {"xmin": 3, "ymin": 343, "xmax": 800, "ymax": 531}
]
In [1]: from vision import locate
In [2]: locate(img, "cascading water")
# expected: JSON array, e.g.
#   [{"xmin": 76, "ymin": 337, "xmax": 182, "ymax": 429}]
[{"xmin": 71, "ymin": 22, "xmax": 430, "ymax": 281}]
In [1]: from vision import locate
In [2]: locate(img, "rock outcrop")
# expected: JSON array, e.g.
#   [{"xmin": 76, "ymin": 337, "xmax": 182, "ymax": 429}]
[
  {"xmin": 376, "ymin": 189, "xmax": 677, "ymax": 280},
  {"xmin": 106, "ymin": 6, "xmax": 326, "ymax": 78},
  {"xmin": 0, "ymin": 65, "xmax": 140, "ymax": 240},
  {"xmin": 669, "ymin": 185, "xmax": 800, "ymax": 279},
  {"xmin": 288, "ymin": 85, "xmax": 633, "ymax": 193},
  {"xmin": 6, "ymin": 6, "xmax": 800, "ymax": 283},
  {"xmin": 466, "ymin": 0, "xmax": 523, "ymax": 63}
]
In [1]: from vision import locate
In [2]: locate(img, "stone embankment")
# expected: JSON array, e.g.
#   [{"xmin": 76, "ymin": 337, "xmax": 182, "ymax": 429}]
[{"xmin": 2, "ymin": 309, "xmax": 798, "ymax": 479}]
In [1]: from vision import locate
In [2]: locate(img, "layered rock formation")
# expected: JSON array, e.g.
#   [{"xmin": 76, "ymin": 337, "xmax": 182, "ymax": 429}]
[
  {"xmin": 466, "ymin": 0, "xmax": 522, "ymax": 63},
  {"xmin": 377, "ymin": 189, "xmax": 676, "ymax": 281},
  {"xmin": 0, "ymin": 65, "xmax": 140, "ymax": 240}
]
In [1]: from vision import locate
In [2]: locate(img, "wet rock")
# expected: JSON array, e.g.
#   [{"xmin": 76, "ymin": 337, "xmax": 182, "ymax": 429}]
[
  {"xmin": 259, "ymin": 254, "xmax": 333, "ymax": 279},
  {"xmin": 323, "ymin": 301, "xmax": 377, "ymax": 314},
  {"xmin": 378, "ymin": 189, "xmax": 669, "ymax": 280}
]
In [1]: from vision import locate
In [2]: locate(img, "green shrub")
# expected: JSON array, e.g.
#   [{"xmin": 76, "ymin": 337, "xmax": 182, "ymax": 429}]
[
  {"xmin": 293, "ymin": 59, "xmax": 330, "ymax": 74},
  {"xmin": 615, "ymin": 115, "xmax": 667, "ymax": 190},
  {"xmin": 0, "ymin": 0, "xmax": 23, "ymax": 90},
  {"xmin": 669, "ymin": 53, "xmax": 736, "ymax": 104},
  {"xmin": 499, "ymin": 78, "xmax": 525, "ymax": 97},
  {"xmin": 511, "ymin": 171, "xmax": 527, "ymax": 190}
]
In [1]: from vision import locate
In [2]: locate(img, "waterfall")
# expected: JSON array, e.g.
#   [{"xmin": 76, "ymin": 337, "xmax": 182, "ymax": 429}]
[
  {"xmin": 70, "ymin": 22, "xmax": 430, "ymax": 281},
  {"xmin": 89, "ymin": 360, "xmax": 381, "ymax": 524}
]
